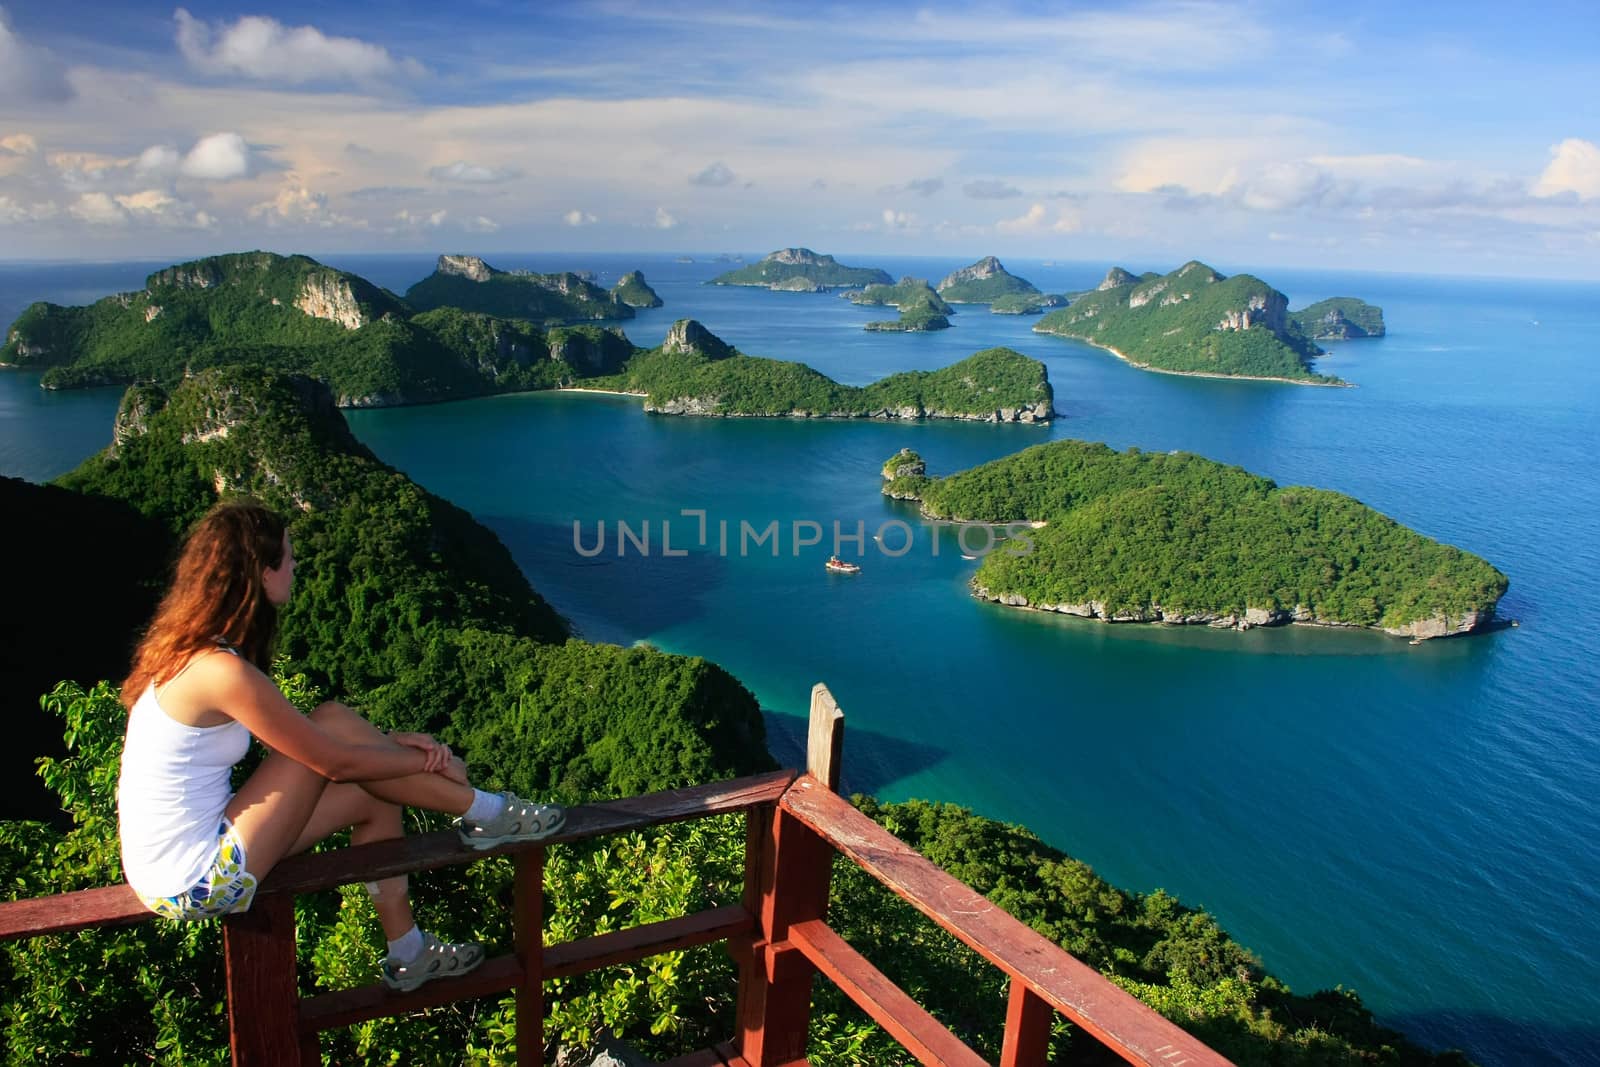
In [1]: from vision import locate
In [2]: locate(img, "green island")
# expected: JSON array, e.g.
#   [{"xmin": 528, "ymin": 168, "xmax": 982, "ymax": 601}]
[
  {"xmin": 883, "ymin": 442, "xmax": 1508, "ymax": 640},
  {"xmin": 1290, "ymin": 297, "xmax": 1386, "ymax": 339},
  {"xmin": 937, "ymin": 255, "xmax": 1040, "ymax": 303},
  {"xmin": 708, "ymin": 247, "xmax": 892, "ymax": 290},
  {"xmin": 989, "ymin": 291, "xmax": 1068, "ymax": 315},
  {"xmin": 589, "ymin": 320, "xmax": 1051, "ymax": 421},
  {"xmin": 847, "ymin": 278, "xmax": 954, "ymax": 331},
  {"xmin": 611, "ymin": 269, "xmax": 664, "ymax": 308},
  {"xmin": 1035, "ymin": 261, "xmax": 1385, "ymax": 383},
  {"xmin": 0, "ymin": 251, "xmax": 637, "ymax": 406},
  {"xmin": 0, "ymin": 366, "xmax": 1472, "ymax": 1064},
  {"xmin": 405, "ymin": 254, "xmax": 640, "ymax": 322}
]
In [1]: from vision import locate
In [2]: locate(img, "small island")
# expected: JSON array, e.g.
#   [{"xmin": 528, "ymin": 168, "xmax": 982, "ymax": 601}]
[
  {"xmin": 847, "ymin": 277, "xmax": 954, "ymax": 331},
  {"xmin": 1034, "ymin": 261, "xmax": 1372, "ymax": 383},
  {"xmin": 883, "ymin": 441, "xmax": 1507, "ymax": 640},
  {"xmin": 1289, "ymin": 297, "xmax": 1386, "ymax": 339},
  {"xmin": 989, "ymin": 292, "xmax": 1068, "ymax": 315},
  {"xmin": 937, "ymin": 256, "xmax": 1040, "ymax": 303},
  {"xmin": 586, "ymin": 319, "xmax": 1052, "ymax": 422},
  {"xmin": 405, "ymin": 254, "xmax": 636, "ymax": 322},
  {"xmin": 610, "ymin": 270, "xmax": 664, "ymax": 308},
  {"xmin": 709, "ymin": 248, "xmax": 891, "ymax": 290}
]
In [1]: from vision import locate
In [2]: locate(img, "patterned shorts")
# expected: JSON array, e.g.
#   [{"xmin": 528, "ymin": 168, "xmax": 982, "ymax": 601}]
[{"xmin": 137, "ymin": 819, "xmax": 258, "ymax": 921}]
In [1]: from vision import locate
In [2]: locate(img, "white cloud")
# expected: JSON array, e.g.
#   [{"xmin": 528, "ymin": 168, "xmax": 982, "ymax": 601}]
[
  {"xmin": 137, "ymin": 144, "xmax": 181, "ymax": 175},
  {"xmin": 429, "ymin": 160, "xmax": 519, "ymax": 183},
  {"xmin": 248, "ymin": 179, "xmax": 357, "ymax": 228},
  {"xmin": 174, "ymin": 8, "xmax": 422, "ymax": 85},
  {"xmin": 69, "ymin": 192, "xmax": 126, "ymax": 225},
  {"xmin": 1534, "ymin": 139, "xmax": 1600, "ymax": 200},
  {"xmin": 564, "ymin": 209, "xmax": 597, "ymax": 226},
  {"xmin": 464, "ymin": 215, "xmax": 500, "ymax": 233},
  {"xmin": 690, "ymin": 161, "xmax": 736, "ymax": 187},
  {"xmin": 1234, "ymin": 161, "xmax": 1341, "ymax": 212},
  {"xmin": 996, "ymin": 202, "xmax": 1047, "ymax": 233},
  {"xmin": 1, "ymin": 133, "xmax": 39, "ymax": 156},
  {"xmin": 394, "ymin": 208, "xmax": 448, "ymax": 228},
  {"xmin": 179, "ymin": 132, "xmax": 255, "ymax": 181},
  {"xmin": 0, "ymin": 8, "xmax": 72, "ymax": 102},
  {"xmin": 0, "ymin": 194, "xmax": 57, "ymax": 223},
  {"xmin": 882, "ymin": 208, "xmax": 917, "ymax": 230},
  {"xmin": 654, "ymin": 206, "xmax": 678, "ymax": 229}
]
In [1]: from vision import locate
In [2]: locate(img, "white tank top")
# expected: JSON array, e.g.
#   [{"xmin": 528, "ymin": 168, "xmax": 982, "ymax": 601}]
[{"xmin": 117, "ymin": 666, "xmax": 253, "ymax": 897}]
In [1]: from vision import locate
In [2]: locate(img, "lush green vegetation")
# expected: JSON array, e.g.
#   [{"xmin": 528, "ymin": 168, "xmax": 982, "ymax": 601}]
[
  {"xmin": 937, "ymin": 256, "xmax": 1040, "ymax": 303},
  {"xmin": 610, "ymin": 270, "xmax": 663, "ymax": 308},
  {"xmin": 709, "ymin": 248, "xmax": 891, "ymax": 289},
  {"xmin": 1, "ymin": 252, "xmax": 630, "ymax": 405},
  {"xmin": 405, "ymin": 259, "xmax": 633, "ymax": 323},
  {"xmin": 989, "ymin": 292, "xmax": 1067, "ymax": 315},
  {"xmin": 897, "ymin": 440, "xmax": 1508, "ymax": 632},
  {"xmin": 593, "ymin": 331, "xmax": 1052, "ymax": 418},
  {"xmin": 1036, "ymin": 261, "xmax": 1342, "ymax": 382},
  {"xmin": 846, "ymin": 278, "xmax": 953, "ymax": 314},
  {"xmin": 1290, "ymin": 298, "xmax": 1387, "ymax": 339}
]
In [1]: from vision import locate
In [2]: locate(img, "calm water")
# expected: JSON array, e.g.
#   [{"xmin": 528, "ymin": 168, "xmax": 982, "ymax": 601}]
[{"xmin": 3, "ymin": 254, "xmax": 1597, "ymax": 1065}]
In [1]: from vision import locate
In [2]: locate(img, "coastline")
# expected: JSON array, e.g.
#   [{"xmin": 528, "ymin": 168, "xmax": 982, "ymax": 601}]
[{"xmin": 1035, "ymin": 332, "xmax": 1350, "ymax": 388}]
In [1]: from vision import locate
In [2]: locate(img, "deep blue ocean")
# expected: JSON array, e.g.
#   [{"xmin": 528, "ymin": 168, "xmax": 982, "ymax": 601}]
[{"xmin": 2, "ymin": 253, "xmax": 1596, "ymax": 1066}]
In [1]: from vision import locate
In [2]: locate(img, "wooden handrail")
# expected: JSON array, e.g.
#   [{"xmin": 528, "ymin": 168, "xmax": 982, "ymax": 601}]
[
  {"xmin": 0, "ymin": 687, "xmax": 1234, "ymax": 1067},
  {"xmin": 778, "ymin": 775, "xmax": 1232, "ymax": 1067}
]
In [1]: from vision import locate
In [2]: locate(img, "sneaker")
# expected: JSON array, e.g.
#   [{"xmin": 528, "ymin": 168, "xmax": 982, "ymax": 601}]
[
  {"xmin": 381, "ymin": 930, "xmax": 485, "ymax": 992},
  {"xmin": 457, "ymin": 791, "xmax": 567, "ymax": 851}
]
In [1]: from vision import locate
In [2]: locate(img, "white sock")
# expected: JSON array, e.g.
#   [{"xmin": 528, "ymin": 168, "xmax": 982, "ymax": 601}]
[
  {"xmin": 386, "ymin": 925, "xmax": 423, "ymax": 961},
  {"xmin": 463, "ymin": 789, "xmax": 506, "ymax": 825}
]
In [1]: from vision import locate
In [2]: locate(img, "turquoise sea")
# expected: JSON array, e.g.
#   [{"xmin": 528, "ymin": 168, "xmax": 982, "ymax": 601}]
[{"xmin": 2, "ymin": 254, "xmax": 1597, "ymax": 1066}]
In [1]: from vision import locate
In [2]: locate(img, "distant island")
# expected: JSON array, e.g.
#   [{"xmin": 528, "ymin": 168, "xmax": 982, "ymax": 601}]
[
  {"xmin": 611, "ymin": 270, "xmax": 664, "ymax": 308},
  {"xmin": 0, "ymin": 251, "xmax": 636, "ymax": 406},
  {"xmin": 1034, "ymin": 262, "xmax": 1384, "ymax": 383},
  {"xmin": 405, "ymin": 254, "xmax": 646, "ymax": 321},
  {"xmin": 847, "ymin": 278, "xmax": 953, "ymax": 332},
  {"xmin": 709, "ymin": 248, "xmax": 891, "ymax": 290},
  {"xmin": 937, "ymin": 256, "xmax": 1040, "ymax": 303},
  {"xmin": 587, "ymin": 319, "xmax": 1052, "ymax": 421},
  {"xmin": 882, "ymin": 442, "xmax": 1507, "ymax": 640},
  {"xmin": 1289, "ymin": 297, "xmax": 1385, "ymax": 339},
  {"xmin": 989, "ymin": 292, "xmax": 1068, "ymax": 315}
]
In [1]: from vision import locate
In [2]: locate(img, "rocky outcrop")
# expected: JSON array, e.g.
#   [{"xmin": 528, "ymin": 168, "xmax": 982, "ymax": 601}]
[
  {"xmin": 294, "ymin": 273, "xmax": 368, "ymax": 330},
  {"xmin": 147, "ymin": 261, "xmax": 225, "ymax": 290},
  {"xmin": 969, "ymin": 587, "xmax": 1488, "ymax": 640},
  {"xmin": 436, "ymin": 254, "xmax": 497, "ymax": 282},
  {"xmin": 772, "ymin": 276, "xmax": 823, "ymax": 292},
  {"xmin": 1098, "ymin": 267, "xmax": 1137, "ymax": 290},
  {"xmin": 549, "ymin": 327, "xmax": 633, "ymax": 376},
  {"xmin": 111, "ymin": 383, "xmax": 167, "ymax": 453},
  {"xmin": 939, "ymin": 256, "xmax": 1007, "ymax": 290},
  {"xmin": 661, "ymin": 319, "xmax": 736, "ymax": 361},
  {"xmin": 768, "ymin": 248, "xmax": 829, "ymax": 266},
  {"xmin": 610, "ymin": 270, "xmax": 663, "ymax": 308},
  {"xmin": 882, "ymin": 448, "xmax": 926, "ymax": 481},
  {"xmin": 1214, "ymin": 290, "xmax": 1287, "ymax": 334}
]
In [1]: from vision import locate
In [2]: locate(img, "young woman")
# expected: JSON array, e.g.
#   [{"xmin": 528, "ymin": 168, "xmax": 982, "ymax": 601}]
[{"xmin": 117, "ymin": 500, "xmax": 566, "ymax": 991}]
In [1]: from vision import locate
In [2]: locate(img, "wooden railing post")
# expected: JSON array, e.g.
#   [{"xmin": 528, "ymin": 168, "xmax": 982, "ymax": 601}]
[
  {"xmin": 735, "ymin": 683, "xmax": 845, "ymax": 1066},
  {"xmin": 223, "ymin": 892, "xmax": 311, "ymax": 1066},
  {"xmin": 515, "ymin": 848, "xmax": 546, "ymax": 1067},
  {"xmin": 1000, "ymin": 982, "xmax": 1052, "ymax": 1066}
]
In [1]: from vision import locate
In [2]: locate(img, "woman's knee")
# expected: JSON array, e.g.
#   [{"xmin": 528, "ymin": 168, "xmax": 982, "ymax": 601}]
[{"xmin": 309, "ymin": 701, "xmax": 361, "ymax": 725}]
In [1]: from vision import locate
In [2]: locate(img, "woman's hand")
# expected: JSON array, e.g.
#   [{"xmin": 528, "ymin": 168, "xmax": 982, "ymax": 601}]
[
  {"xmin": 389, "ymin": 731, "xmax": 452, "ymax": 773},
  {"xmin": 438, "ymin": 754, "xmax": 469, "ymax": 787}
]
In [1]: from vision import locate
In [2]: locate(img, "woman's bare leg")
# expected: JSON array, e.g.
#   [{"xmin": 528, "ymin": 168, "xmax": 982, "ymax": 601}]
[
  {"xmin": 306, "ymin": 702, "xmax": 475, "ymax": 816},
  {"xmin": 283, "ymin": 782, "xmax": 416, "ymax": 938}
]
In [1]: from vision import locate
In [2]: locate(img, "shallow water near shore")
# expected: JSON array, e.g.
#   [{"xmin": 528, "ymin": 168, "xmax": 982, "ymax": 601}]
[{"xmin": 3, "ymin": 254, "xmax": 1598, "ymax": 1065}]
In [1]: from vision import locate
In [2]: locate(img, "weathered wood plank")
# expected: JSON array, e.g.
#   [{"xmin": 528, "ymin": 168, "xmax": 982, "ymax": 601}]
[
  {"xmin": 516, "ymin": 848, "xmax": 545, "ymax": 1067},
  {"xmin": 657, "ymin": 1042, "xmax": 759, "ymax": 1067},
  {"xmin": 780, "ymin": 779, "xmax": 1233, "ymax": 1067},
  {"xmin": 806, "ymin": 684, "xmax": 844, "ymax": 791},
  {"xmin": 788, "ymin": 918, "xmax": 987, "ymax": 1067},
  {"xmin": 224, "ymin": 893, "xmax": 307, "ymax": 1067},
  {"xmin": 1000, "ymin": 981, "xmax": 1053, "ymax": 1067},
  {"xmin": 0, "ymin": 883, "xmax": 151, "ymax": 941},
  {"xmin": 544, "ymin": 904, "xmax": 752, "ymax": 979}
]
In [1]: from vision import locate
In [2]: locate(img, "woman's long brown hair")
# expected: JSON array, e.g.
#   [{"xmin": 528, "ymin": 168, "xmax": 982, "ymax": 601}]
[{"xmin": 122, "ymin": 500, "xmax": 288, "ymax": 707}]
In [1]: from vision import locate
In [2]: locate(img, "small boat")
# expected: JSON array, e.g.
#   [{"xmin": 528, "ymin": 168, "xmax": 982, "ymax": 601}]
[
  {"xmin": 824, "ymin": 555, "xmax": 861, "ymax": 574},
  {"xmin": 960, "ymin": 554, "xmax": 977, "ymax": 561}
]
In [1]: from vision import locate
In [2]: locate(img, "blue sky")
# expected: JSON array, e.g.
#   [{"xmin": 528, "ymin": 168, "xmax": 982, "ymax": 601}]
[{"xmin": 2, "ymin": 1, "xmax": 1597, "ymax": 277}]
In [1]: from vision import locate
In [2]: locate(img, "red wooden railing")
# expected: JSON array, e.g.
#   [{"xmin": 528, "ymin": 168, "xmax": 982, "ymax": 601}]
[{"xmin": 0, "ymin": 684, "xmax": 1232, "ymax": 1067}]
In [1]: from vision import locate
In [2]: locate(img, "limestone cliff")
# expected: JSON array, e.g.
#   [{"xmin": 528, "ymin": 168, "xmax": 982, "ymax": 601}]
[{"xmin": 294, "ymin": 271, "xmax": 370, "ymax": 330}]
